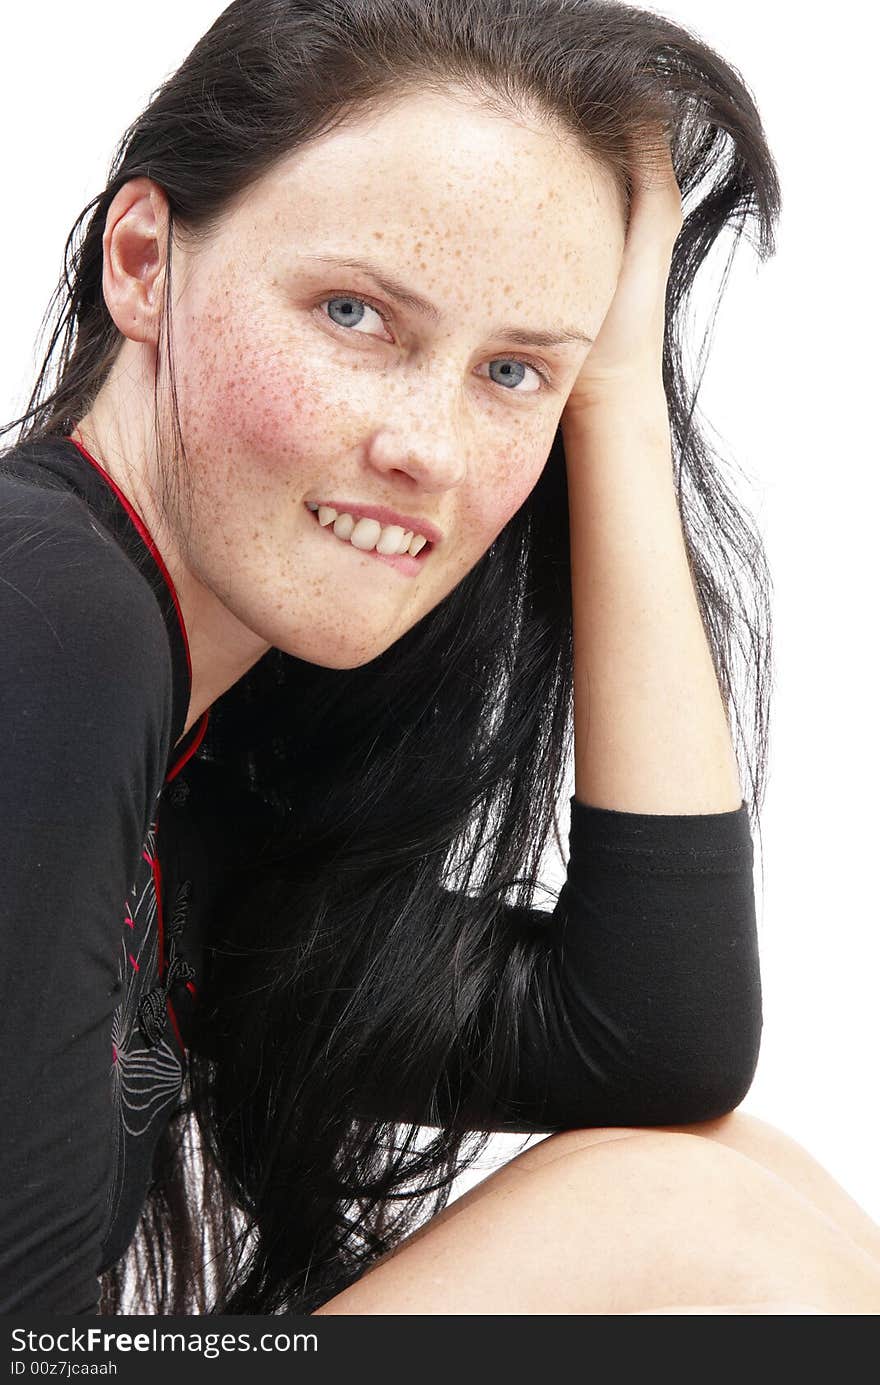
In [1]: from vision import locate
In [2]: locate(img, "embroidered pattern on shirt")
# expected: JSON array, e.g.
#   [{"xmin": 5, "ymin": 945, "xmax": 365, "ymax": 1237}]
[{"xmin": 110, "ymin": 815, "xmax": 185, "ymax": 1137}]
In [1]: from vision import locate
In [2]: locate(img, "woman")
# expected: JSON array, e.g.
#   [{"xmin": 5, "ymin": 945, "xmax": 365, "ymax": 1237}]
[{"xmin": 1, "ymin": 0, "xmax": 877, "ymax": 1316}]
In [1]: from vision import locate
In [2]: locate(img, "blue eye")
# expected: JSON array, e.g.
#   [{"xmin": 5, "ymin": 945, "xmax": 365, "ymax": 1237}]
[
  {"xmin": 318, "ymin": 293, "xmax": 550, "ymax": 393},
  {"xmin": 484, "ymin": 360, "xmax": 540, "ymax": 392},
  {"xmin": 323, "ymin": 295, "xmax": 386, "ymax": 333}
]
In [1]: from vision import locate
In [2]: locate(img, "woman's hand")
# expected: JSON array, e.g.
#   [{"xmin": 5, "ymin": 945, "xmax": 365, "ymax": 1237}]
[
  {"xmin": 559, "ymin": 122, "xmax": 743, "ymax": 816},
  {"xmin": 562, "ymin": 126, "xmax": 683, "ymax": 421}
]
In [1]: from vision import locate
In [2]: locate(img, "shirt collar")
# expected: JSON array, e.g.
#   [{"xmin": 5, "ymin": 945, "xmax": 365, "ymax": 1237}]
[{"xmin": 3, "ymin": 431, "xmax": 207, "ymax": 778}]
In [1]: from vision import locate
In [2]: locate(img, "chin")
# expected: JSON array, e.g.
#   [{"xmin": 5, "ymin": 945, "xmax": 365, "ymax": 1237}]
[{"xmin": 276, "ymin": 631, "xmax": 398, "ymax": 671}]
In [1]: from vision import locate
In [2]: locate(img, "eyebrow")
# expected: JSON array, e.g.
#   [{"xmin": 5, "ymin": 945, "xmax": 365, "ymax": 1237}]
[{"xmin": 307, "ymin": 253, "xmax": 594, "ymax": 348}]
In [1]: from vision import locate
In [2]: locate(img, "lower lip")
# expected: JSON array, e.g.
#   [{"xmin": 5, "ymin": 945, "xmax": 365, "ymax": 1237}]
[{"xmin": 306, "ymin": 506, "xmax": 429, "ymax": 577}]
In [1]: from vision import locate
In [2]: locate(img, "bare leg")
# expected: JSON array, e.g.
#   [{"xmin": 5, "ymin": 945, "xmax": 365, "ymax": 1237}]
[
  {"xmin": 648, "ymin": 1112, "xmax": 880, "ymax": 1268},
  {"xmin": 361, "ymin": 1115, "xmax": 880, "ymax": 1273},
  {"xmin": 312, "ymin": 1129, "xmax": 880, "ymax": 1314}
]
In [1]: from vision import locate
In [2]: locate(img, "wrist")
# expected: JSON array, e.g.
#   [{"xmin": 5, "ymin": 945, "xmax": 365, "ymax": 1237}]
[{"xmin": 561, "ymin": 385, "xmax": 672, "ymax": 450}]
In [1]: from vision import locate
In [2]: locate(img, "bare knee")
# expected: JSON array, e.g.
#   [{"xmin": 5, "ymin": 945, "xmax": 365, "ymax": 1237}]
[
  {"xmin": 525, "ymin": 1128, "xmax": 880, "ymax": 1313},
  {"xmin": 506, "ymin": 1123, "xmax": 672, "ymax": 1174},
  {"xmin": 646, "ymin": 1108, "xmax": 771, "ymax": 1147},
  {"xmin": 510, "ymin": 1112, "xmax": 804, "ymax": 1185},
  {"xmin": 316, "ymin": 1124, "xmax": 880, "ymax": 1314}
]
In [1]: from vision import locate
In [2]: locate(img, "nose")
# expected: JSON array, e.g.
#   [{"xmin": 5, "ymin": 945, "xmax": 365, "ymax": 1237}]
[{"xmin": 368, "ymin": 396, "xmax": 468, "ymax": 493}]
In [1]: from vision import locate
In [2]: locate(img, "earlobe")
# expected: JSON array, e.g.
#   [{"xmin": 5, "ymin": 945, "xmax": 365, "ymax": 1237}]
[{"xmin": 100, "ymin": 177, "xmax": 167, "ymax": 343}]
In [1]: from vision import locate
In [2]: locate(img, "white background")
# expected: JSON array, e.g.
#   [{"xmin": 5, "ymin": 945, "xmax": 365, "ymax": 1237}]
[{"xmin": 2, "ymin": 0, "xmax": 877, "ymax": 1239}]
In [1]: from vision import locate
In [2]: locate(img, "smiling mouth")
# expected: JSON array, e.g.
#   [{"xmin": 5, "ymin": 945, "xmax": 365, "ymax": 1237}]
[{"xmin": 304, "ymin": 503, "xmax": 433, "ymax": 572}]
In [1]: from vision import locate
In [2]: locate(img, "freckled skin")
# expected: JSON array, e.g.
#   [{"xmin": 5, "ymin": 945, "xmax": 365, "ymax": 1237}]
[{"xmin": 75, "ymin": 85, "xmax": 626, "ymax": 739}]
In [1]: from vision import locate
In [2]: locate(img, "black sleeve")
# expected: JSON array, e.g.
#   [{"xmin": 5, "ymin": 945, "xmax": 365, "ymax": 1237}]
[
  {"xmin": 359, "ymin": 793, "xmax": 761, "ymax": 1133},
  {"xmin": 0, "ymin": 478, "xmax": 170, "ymax": 1313}
]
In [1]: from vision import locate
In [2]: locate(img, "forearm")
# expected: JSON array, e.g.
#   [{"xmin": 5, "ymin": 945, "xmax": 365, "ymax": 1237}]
[{"xmin": 563, "ymin": 395, "xmax": 743, "ymax": 815}]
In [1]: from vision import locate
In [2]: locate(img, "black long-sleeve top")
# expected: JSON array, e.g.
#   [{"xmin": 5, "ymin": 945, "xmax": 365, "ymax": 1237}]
[{"xmin": 0, "ymin": 433, "xmax": 762, "ymax": 1315}]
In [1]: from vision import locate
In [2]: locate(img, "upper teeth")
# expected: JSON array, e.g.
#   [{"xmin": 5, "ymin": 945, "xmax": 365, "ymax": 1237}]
[{"xmin": 306, "ymin": 502, "xmax": 429, "ymax": 557}]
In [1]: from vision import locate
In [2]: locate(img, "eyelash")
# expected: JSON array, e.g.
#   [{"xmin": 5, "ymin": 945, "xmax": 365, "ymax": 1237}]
[{"xmin": 316, "ymin": 291, "xmax": 555, "ymax": 392}]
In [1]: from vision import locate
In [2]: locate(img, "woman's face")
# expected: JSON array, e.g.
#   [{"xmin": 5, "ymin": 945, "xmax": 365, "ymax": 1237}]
[{"xmin": 90, "ymin": 87, "xmax": 625, "ymax": 688}]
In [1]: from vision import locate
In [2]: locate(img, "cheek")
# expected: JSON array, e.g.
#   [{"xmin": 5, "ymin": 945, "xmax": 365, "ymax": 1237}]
[
  {"xmin": 171, "ymin": 290, "xmax": 348, "ymax": 482},
  {"xmin": 467, "ymin": 434, "xmax": 554, "ymax": 551}
]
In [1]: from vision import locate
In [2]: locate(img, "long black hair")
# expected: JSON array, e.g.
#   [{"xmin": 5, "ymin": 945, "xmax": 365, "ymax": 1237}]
[{"xmin": 1, "ymin": 0, "xmax": 780, "ymax": 1314}]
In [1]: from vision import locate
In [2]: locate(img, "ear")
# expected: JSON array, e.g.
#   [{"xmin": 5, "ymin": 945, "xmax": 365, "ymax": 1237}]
[{"xmin": 99, "ymin": 176, "xmax": 169, "ymax": 345}]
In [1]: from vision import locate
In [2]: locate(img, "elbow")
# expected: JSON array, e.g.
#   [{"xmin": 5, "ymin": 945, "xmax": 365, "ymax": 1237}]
[
  {"xmin": 633, "ymin": 951, "xmax": 765, "ymax": 1125},
  {"xmin": 648, "ymin": 1057, "xmax": 761, "ymax": 1125},
  {"xmin": 593, "ymin": 977, "xmax": 764, "ymax": 1125},
  {"xmin": 634, "ymin": 1017, "xmax": 764, "ymax": 1126}
]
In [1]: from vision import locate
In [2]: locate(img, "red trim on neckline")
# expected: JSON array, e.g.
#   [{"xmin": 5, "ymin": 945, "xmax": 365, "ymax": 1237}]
[
  {"xmin": 64, "ymin": 433, "xmax": 195, "ymax": 689},
  {"xmin": 166, "ymin": 708, "xmax": 210, "ymax": 783}
]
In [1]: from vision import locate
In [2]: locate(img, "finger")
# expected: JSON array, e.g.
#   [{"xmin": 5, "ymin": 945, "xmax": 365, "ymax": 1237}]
[
  {"xmin": 628, "ymin": 120, "xmax": 677, "ymax": 191},
  {"xmin": 624, "ymin": 126, "xmax": 683, "ymax": 246}
]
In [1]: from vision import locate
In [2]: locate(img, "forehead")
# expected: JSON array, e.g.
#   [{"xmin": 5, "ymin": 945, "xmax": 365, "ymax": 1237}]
[{"xmin": 228, "ymin": 90, "xmax": 625, "ymax": 299}]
